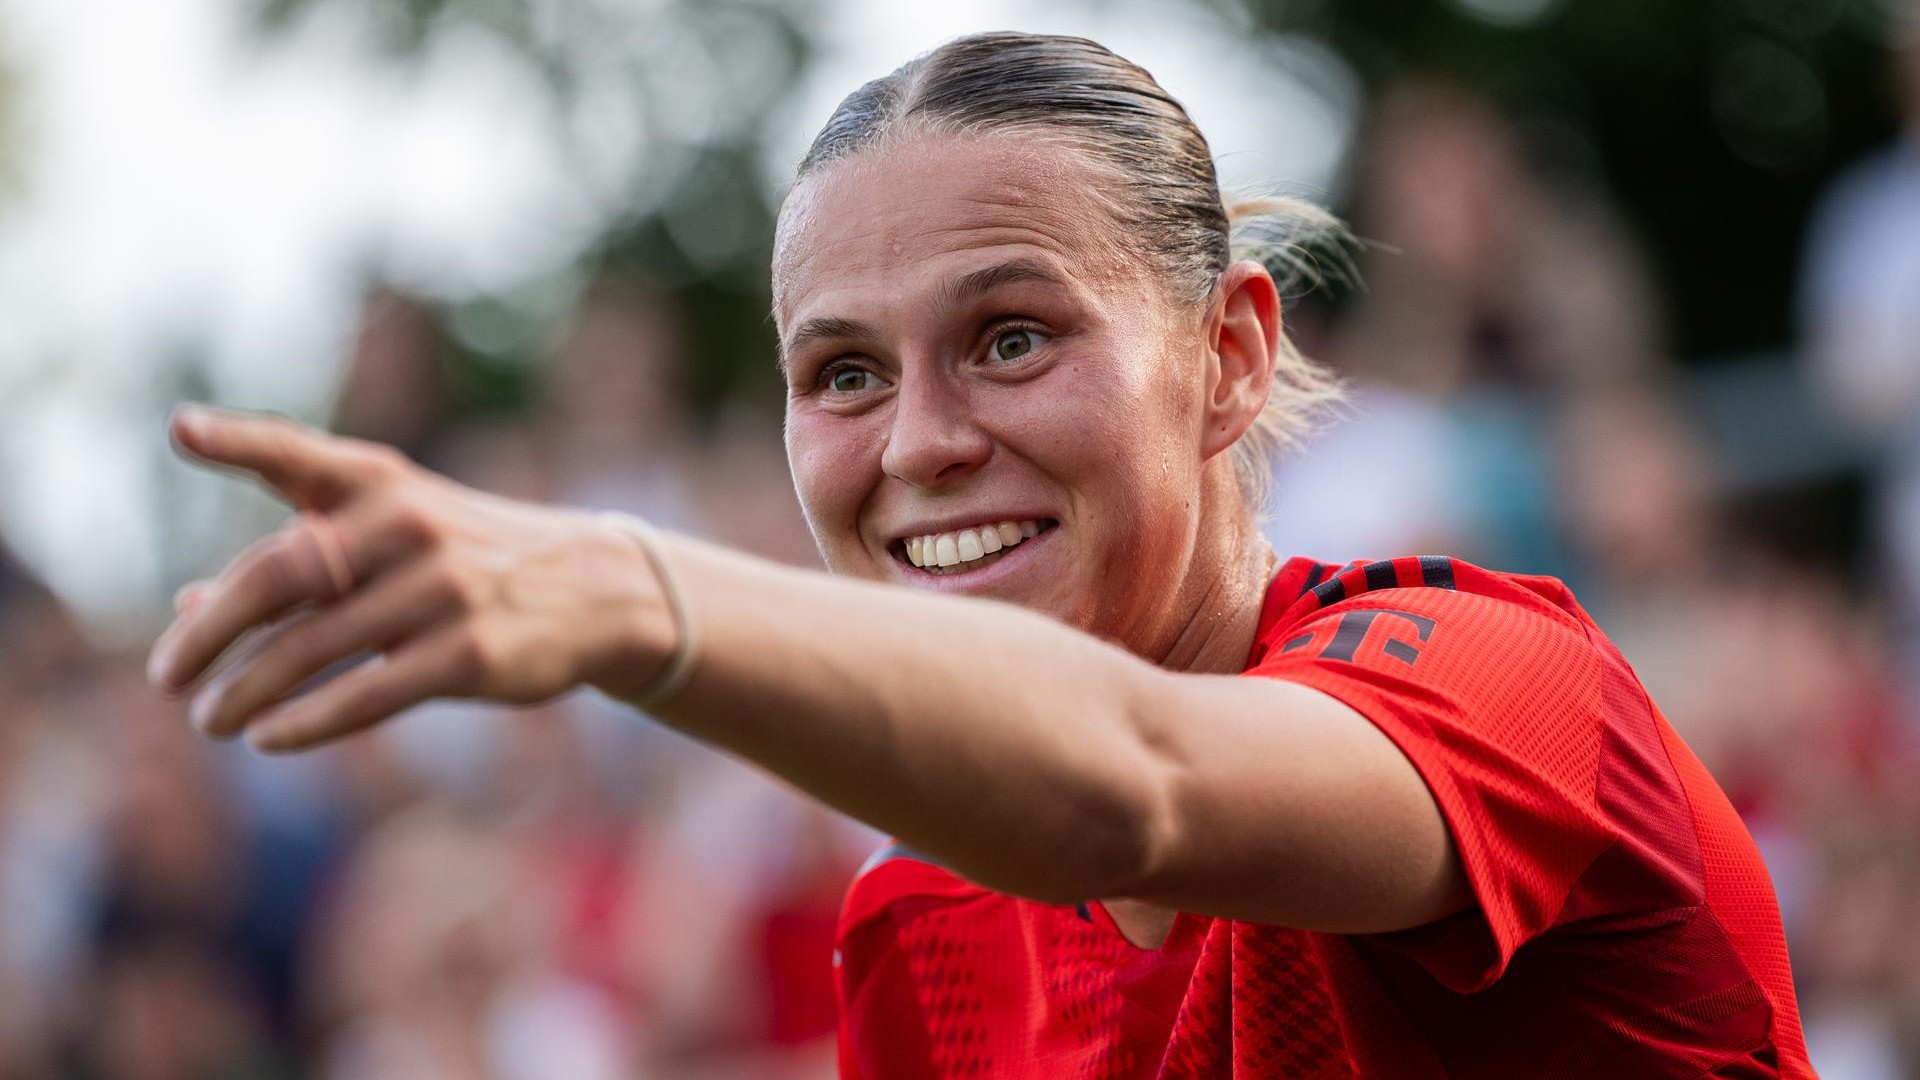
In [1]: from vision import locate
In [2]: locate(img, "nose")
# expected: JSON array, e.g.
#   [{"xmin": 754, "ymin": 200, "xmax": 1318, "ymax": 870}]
[{"xmin": 880, "ymin": 372, "xmax": 992, "ymax": 489}]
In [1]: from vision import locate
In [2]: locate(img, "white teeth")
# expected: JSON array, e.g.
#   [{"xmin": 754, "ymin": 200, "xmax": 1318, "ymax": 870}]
[{"xmin": 902, "ymin": 519, "xmax": 1046, "ymax": 573}]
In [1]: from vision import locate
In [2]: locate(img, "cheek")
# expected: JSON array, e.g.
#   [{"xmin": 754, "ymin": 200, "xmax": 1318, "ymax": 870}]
[
  {"xmin": 785, "ymin": 410, "xmax": 885, "ymax": 562},
  {"xmin": 1054, "ymin": 353, "xmax": 1205, "ymax": 548},
  {"xmin": 1052, "ymin": 347, "xmax": 1190, "ymax": 462},
  {"xmin": 1006, "ymin": 361, "xmax": 1169, "ymax": 508}
]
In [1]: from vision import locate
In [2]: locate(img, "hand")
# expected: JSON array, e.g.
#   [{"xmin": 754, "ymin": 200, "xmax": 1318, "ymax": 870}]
[{"xmin": 147, "ymin": 406, "xmax": 670, "ymax": 753}]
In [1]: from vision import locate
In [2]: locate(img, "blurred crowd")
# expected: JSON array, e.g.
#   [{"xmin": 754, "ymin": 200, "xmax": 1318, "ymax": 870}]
[
  {"xmin": 0, "ymin": 278, "xmax": 865, "ymax": 1080},
  {"xmin": 4, "ymin": 22, "xmax": 1920, "ymax": 1080}
]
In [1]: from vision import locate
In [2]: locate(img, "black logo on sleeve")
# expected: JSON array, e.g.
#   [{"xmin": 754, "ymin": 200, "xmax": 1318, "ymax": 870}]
[{"xmin": 1280, "ymin": 609, "xmax": 1437, "ymax": 666}]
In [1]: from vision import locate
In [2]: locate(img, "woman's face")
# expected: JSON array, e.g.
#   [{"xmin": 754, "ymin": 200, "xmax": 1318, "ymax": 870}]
[{"xmin": 773, "ymin": 133, "xmax": 1226, "ymax": 648}]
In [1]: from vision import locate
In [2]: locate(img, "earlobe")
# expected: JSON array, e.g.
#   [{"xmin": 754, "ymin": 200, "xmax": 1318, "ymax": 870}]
[{"xmin": 1200, "ymin": 261, "xmax": 1283, "ymax": 460}]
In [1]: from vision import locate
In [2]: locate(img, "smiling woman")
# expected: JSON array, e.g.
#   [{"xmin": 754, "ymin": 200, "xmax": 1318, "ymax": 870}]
[{"xmin": 148, "ymin": 31, "xmax": 1816, "ymax": 1080}]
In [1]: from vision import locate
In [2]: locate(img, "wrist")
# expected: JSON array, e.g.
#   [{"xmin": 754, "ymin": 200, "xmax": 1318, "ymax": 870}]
[{"xmin": 587, "ymin": 513, "xmax": 698, "ymax": 708}]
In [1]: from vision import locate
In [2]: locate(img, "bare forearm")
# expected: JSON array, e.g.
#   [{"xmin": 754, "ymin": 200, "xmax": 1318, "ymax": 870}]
[
  {"xmin": 154, "ymin": 409, "xmax": 1465, "ymax": 934},
  {"xmin": 611, "ymin": 532, "xmax": 1174, "ymax": 903}
]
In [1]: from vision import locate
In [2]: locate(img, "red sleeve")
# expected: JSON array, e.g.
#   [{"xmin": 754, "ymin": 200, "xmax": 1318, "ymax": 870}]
[{"xmin": 1246, "ymin": 585, "xmax": 1614, "ymax": 992}]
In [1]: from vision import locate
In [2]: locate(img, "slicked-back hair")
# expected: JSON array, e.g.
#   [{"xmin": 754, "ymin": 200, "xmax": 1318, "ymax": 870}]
[{"xmin": 792, "ymin": 31, "xmax": 1348, "ymax": 510}]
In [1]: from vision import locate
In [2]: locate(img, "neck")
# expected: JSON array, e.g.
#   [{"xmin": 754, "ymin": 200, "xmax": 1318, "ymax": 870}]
[
  {"xmin": 1151, "ymin": 504, "xmax": 1276, "ymax": 677},
  {"xmin": 1109, "ymin": 484, "xmax": 1276, "ymax": 950}
]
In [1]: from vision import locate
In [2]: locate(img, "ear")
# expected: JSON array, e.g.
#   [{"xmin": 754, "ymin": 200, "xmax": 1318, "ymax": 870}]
[{"xmin": 1199, "ymin": 260, "xmax": 1282, "ymax": 462}]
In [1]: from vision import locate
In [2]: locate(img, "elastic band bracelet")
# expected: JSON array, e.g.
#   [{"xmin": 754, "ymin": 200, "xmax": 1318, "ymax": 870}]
[{"xmin": 601, "ymin": 512, "xmax": 699, "ymax": 709}]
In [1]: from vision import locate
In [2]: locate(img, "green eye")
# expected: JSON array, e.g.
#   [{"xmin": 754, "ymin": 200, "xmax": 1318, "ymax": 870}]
[
  {"xmin": 829, "ymin": 367, "xmax": 875, "ymax": 393},
  {"xmin": 992, "ymin": 329, "xmax": 1036, "ymax": 361}
]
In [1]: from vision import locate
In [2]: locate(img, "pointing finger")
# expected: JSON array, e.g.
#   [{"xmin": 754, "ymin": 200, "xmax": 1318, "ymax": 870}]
[
  {"xmin": 169, "ymin": 406, "xmax": 402, "ymax": 510},
  {"xmin": 149, "ymin": 501, "xmax": 420, "ymax": 692}
]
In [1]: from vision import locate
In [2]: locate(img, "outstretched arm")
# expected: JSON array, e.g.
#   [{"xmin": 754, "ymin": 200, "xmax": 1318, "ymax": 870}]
[{"xmin": 149, "ymin": 407, "xmax": 1468, "ymax": 935}]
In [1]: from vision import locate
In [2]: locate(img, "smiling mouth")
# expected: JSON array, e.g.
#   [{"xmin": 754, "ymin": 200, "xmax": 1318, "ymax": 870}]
[{"xmin": 893, "ymin": 518, "xmax": 1058, "ymax": 576}]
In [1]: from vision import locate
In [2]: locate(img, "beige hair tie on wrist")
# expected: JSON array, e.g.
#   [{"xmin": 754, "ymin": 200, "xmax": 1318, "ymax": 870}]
[{"xmin": 602, "ymin": 512, "xmax": 699, "ymax": 709}]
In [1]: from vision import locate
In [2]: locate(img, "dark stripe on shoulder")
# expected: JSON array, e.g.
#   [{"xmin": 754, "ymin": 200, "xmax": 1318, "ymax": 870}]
[
  {"xmin": 1363, "ymin": 559, "xmax": 1397, "ymax": 593},
  {"xmin": 1310, "ymin": 574, "xmax": 1347, "ymax": 607},
  {"xmin": 1418, "ymin": 555, "xmax": 1456, "ymax": 591},
  {"xmin": 1298, "ymin": 562, "xmax": 1328, "ymax": 597}
]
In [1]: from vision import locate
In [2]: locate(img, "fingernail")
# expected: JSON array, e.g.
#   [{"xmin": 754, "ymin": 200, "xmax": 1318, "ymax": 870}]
[
  {"xmin": 246, "ymin": 727, "xmax": 287, "ymax": 755},
  {"xmin": 172, "ymin": 405, "xmax": 209, "ymax": 441},
  {"xmin": 147, "ymin": 646, "xmax": 177, "ymax": 689},
  {"xmin": 188, "ymin": 691, "xmax": 219, "ymax": 735}
]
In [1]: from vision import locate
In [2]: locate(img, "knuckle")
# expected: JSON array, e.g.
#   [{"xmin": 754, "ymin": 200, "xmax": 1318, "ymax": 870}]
[
  {"xmin": 384, "ymin": 498, "xmax": 441, "ymax": 551},
  {"xmin": 449, "ymin": 628, "xmax": 493, "ymax": 679},
  {"xmin": 242, "ymin": 541, "xmax": 302, "ymax": 600},
  {"xmin": 353, "ymin": 441, "xmax": 412, "ymax": 481},
  {"xmin": 424, "ymin": 559, "xmax": 475, "ymax": 613}
]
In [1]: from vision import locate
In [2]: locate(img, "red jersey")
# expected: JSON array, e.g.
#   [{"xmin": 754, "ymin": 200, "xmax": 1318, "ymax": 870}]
[{"xmin": 834, "ymin": 555, "xmax": 1815, "ymax": 1078}]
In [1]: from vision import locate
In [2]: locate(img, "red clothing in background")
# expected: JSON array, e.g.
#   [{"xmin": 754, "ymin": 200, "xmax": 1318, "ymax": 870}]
[{"xmin": 834, "ymin": 555, "xmax": 1815, "ymax": 1078}]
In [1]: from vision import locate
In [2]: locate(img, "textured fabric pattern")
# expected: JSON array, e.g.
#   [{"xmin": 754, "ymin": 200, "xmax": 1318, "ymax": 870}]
[{"xmin": 835, "ymin": 556, "xmax": 1817, "ymax": 1079}]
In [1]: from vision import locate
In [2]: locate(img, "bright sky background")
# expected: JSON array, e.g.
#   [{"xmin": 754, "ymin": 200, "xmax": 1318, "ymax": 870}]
[{"xmin": 0, "ymin": 0, "xmax": 1360, "ymax": 641}]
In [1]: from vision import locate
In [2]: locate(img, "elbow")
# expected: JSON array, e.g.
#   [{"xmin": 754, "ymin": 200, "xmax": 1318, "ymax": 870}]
[
  {"xmin": 1010, "ymin": 776, "xmax": 1180, "ymax": 906},
  {"xmin": 1028, "ymin": 690, "xmax": 1188, "ymax": 906},
  {"xmin": 951, "ymin": 665, "xmax": 1190, "ymax": 907}
]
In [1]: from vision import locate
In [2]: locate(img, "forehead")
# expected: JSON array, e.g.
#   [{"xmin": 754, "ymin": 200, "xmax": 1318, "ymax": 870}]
[{"xmin": 772, "ymin": 134, "xmax": 1137, "ymax": 332}]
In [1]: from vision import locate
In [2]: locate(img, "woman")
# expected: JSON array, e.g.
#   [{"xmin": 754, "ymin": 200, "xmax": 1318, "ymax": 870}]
[{"xmin": 148, "ymin": 33, "xmax": 1815, "ymax": 1079}]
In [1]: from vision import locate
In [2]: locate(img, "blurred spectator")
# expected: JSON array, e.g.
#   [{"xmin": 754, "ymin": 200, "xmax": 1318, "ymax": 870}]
[
  {"xmin": 536, "ymin": 277, "xmax": 701, "ymax": 532},
  {"xmin": 692, "ymin": 405, "xmax": 822, "ymax": 569},
  {"xmin": 0, "ymin": 553, "xmax": 102, "ymax": 1079},
  {"xmin": 330, "ymin": 289, "xmax": 453, "ymax": 466},
  {"xmin": 1801, "ymin": 10, "xmax": 1920, "ymax": 728},
  {"xmin": 1331, "ymin": 80, "xmax": 1666, "ymax": 396},
  {"xmin": 1265, "ymin": 79, "xmax": 1662, "ymax": 574}
]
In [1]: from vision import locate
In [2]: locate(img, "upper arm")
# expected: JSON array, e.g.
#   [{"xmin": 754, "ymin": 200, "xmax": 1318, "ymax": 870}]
[{"xmin": 1126, "ymin": 671, "xmax": 1472, "ymax": 935}]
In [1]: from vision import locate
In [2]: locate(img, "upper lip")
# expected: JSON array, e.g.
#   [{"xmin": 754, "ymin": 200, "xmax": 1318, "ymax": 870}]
[{"xmin": 883, "ymin": 512, "xmax": 1055, "ymax": 544}]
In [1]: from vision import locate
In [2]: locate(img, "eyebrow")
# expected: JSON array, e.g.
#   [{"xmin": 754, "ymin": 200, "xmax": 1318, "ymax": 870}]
[
  {"xmin": 782, "ymin": 315, "xmax": 874, "ymax": 369},
  {"xmin": 933, "ymin": 259, "xmax": 1070, "ymax": 311},
  {"xmin": 777, "ymin": 259, "xmax": 1070, "ymax": 373}
]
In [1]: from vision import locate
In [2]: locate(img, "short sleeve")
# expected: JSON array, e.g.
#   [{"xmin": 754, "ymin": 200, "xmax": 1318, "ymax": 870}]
[{"xmin": 1246, "ymin": 586, "xmax": 1613, "ymax": 992}]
